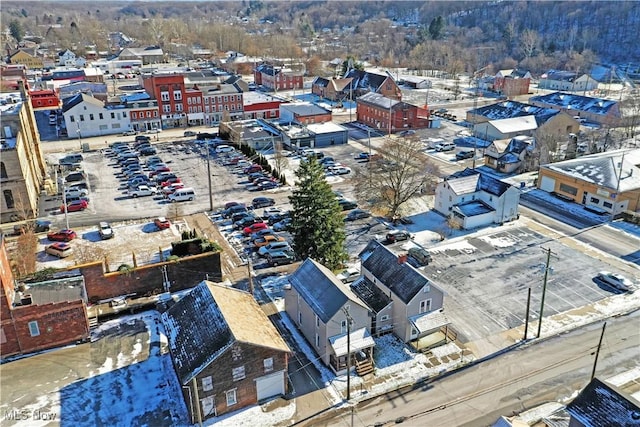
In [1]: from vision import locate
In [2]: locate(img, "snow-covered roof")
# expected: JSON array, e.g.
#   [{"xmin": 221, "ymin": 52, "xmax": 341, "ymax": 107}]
[
  {"xmin": 541, "ymin": 149, "xmax": 640, "ymax": 192},
  {"xmin": 530, "ymin": 92, "xmax": 618, "ymax": 116},
  {"xmin": 409, "ymin": 309, "xmax": 451, "ymax": 334},
  {"xmin": 360, "ymin": 241, "xmax": 437, "ymax": 305},
  {"xmin": 447, "ymin": 168, "xmax": 514, "ymax": 197},
  {"xmin": 566, "ymin": 377, "xmax": 640, "ymax": 426},
  {"xmin": 328, "ymin": 327, "xmax": 375, "ymax": 357},
  {"xmin": 454, "ymin": 200, "xmax": 495, "ymax": 217},
  {"xmin": 288, "ymin": 259, "xmax": 368, "ymax": 323},
  {"xmin": 281, "ymin": 102, "xmax": 330, "ymax": 116},
  {"xmin": 161, "ymin": 281, "xmax": 290, "ymax": 384},
  {"xmin": 489, "ymin": 115, "xmax": 538, "ymax": 134},
  {"xmin": 306, "ymin": 122, "xmax": 348, "ymax": 134},
  {"xmin": 470, "ymin": 100, "xmax": 559, "ymax": 123},
  {"xmin": 357, "ymin": 92, "xmax": 400, "ymax": 110}
]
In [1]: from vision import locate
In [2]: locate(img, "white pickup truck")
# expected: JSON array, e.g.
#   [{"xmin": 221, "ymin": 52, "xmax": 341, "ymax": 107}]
[{"xmin": 128, "ymin": 185, "xmax": 158, "ymax": 198}]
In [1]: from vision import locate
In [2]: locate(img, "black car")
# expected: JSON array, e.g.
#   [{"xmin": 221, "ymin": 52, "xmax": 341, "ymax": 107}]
[
  {"xmin": 14, "ymin": 219, "xmax": 52, "ymax": 234},
  {"xmin": 338, "ymin": 199, "xmax": 358, "ymax": 211},
  {"xmin": 139, "ymin": 147, "xmax": 157, "ymax": 156},
  {"xmin": 385, "ymin": 230, "xmax": 413, "ymax": 243},
  {"xmin": 455, "ymin": 150, "xmax": 475, "ymax": 160},
  {"xmin": 252, "ymin": 197, "xmax": 275, "ymax": 209},
  {"xmin": 65, "ymin": 171, "xmax": 86, "ymax": 183},
  {"xmin": 234, "ymin": 215, "xmax": 263, "ymax": 230}
]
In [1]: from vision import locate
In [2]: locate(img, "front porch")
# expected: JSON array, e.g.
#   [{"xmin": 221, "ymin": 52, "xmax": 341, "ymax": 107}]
[
  {"xmin": 409, "ymin": 310, "xmax": 455, "ymax": 352},
  {"xmin": 328, "ymin": 327, "xmax": 376, "ymax": 375}
]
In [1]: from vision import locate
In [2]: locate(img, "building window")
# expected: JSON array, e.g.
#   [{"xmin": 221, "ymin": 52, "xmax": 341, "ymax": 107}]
[
  {"xmin": 161, "ymin": 92, "xmax": 170, "ymax": 102},
  {"xmin": 0, "ymin": 162, "xmax": 7, "ymax": 179},
  {"xmin": 226, "ymin": 389, "xmax": 237, "ymax": 406},
  {"xmin": 176, "ymin": 104, "xmax": 183, "ymax": 112},
  {"xmin": 146, "ymin": 111, "xmax": 151, "ymax": 118},
  {"xmin": 315, "ymin": 315, "xmax": 319, "ymax": 328},
  {"xmin": 79, "ymin": 115, "xmax": 84, "ymax": 121},
  {"xmin": 89, "ymin": 114, "xmax": 94, "ymax": 120},
  {"xmin": 173, "ymin": 91, "xmax": 182, "ymax": 101},
  {"xmin": 122, "ymin": 111, "xmax": 127, "ymax": 118},
  {"xmin": 111, "ymin": 112, "xmax": 115, "ymax": 119},
  {"xmin": 232, "ymin": 366, "xmax": 245, "ymax": 381},
  {"xmin": 419, "ymin": 299, "xmax": 432, "ymax": 314},
  {"xmin": 132, "ymin": 112, "xmax": 137, "ymax": 119},
  {"xmin": 224, "ymin": 96, "xmax": 228, "ymax": 102},
  {"xmin": 99, "ymin": 113, "xmax": 103, "ymax": 120},
  {"xmin": 3, "ymin": 189, "xmax": 14, "ymax": 209},
  {"xmin": 205, "ymin": 97, "xmax": 209, "ymax": 104},
  {"xmin": 154, "ymin": 111, "xmax": 158, "ymax": 117},
  {"xmin": 590, "ymin": 197, "xmax": 600, "ymax": 204},
  {"xmin": 202, "ymin": 376, "xmax": 213, "ymax": 391},
  {"xmin": 163, "ymin": 105, "xmax": 171, "ymax": 113},
  {"xmin": 28, "ymin": 321, "xmax": 40, "ymax": 337},
  {"xmin": 341, "ymin": 319, "xmax": 347, "ymax": 334},
  {"xmin": 559, "ymin": 183, "xmax": 578, "ymax": 196},
  {"xmin": 380, "ymin": 314, "xmax": 389, "ymax": 321},
  {"xmin": 298, "ymin": 312, "xmax": 302, "ymax": 324},
  {"xmin": 187, "ymin": 97, "xmax": 192, "ymax": 105},
  {"xmin": 70, "ymin": 116, "xmax": 75, "ymax": 122},
  {"xmin": 603, "ymin": 201, "xmax": 613, "ymax": 208},
  {"xmin": 315, "ymin": 333, "xmax": 320, "ymax": 347},
  {"xmin": 263, "ymin": 357, "xmax": 273, "ymax": 373}
]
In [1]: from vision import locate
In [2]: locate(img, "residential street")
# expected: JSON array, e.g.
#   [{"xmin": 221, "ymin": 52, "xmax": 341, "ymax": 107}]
[{"xmin": 309, "ymin": 310, "xmax": 640, "ymax": 427}]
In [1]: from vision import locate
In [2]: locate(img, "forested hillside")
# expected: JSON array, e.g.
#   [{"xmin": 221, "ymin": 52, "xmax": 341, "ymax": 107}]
[{"xmin": 2, "ymin": 1, "xmax": 639, "ymax": 76}]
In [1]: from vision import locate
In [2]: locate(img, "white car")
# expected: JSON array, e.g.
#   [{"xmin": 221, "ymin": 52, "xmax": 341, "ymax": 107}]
[
  {"xmin": 65, "ymin": 187, "xmax": 89, "ymax": 198},
  {"xmin": 596, "ymin": 271, "xmax": 633, "ymax": 292},
  {"xmin": 128, "ymin": 185, "xmax": 158, "ymax": 198},
  {"xmin": 337, "ymin": 268, "xmax": 360, "ymax": 283},
  {"xmin": 257, "ymin": 241, "xmax": 292, "ymax": 257},
  {"xmin": 146, "ymin": 128, "xmax": 162, "ymax": 134},
  {"xmin": 329, "ymin": 166, "xmax": 351, "ymax": 175}
]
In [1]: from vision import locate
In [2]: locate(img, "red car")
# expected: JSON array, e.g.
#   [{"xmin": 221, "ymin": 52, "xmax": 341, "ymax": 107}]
[
  {"xmin": 154, "ymin": 217, "xmax": 171, "ymax": 230},
  {"xmin": 160, "ymin": 177, "xmax": 182, "ymax": 187},
  {"xmin": 47, "ymin": 229, "xmax": 77, "ymax": 242},
  {"xmin": 60, "ymin": 200, "xmax": 88, "ymax": 212},
  {"xmin": 243, "ymin": 222, "xmax": 268, "ymax": 236},
  {"xmin": 149, "ymin": 166, "xmax": 171, "ymax": 177}
]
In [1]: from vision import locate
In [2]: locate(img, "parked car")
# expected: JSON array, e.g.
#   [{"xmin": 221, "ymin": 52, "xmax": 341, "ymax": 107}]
[
  {"xmin": 128, "ymin": 185, "xmax": 158, "ymax": 198},
  {"xmin": 244, "ymin": 164, "xmax": 263, "ymax": 174},
  {"xmin": 64, "ymin": 187, "xmax": 89, "ymax": 199},
  {"xmin": 266, "ymin": 250, "xmax": 296, "ymax": 267},
  {"xmin": 253, "ymin": 234, "xmax": 286, "ymax": 248},
  {"xmin": 223, "ymin": 204, "xmax": 248, "ymax": 218},
  {"xmin": 273, "ymin": 218, "xmax": 292, "ymax": 232},
  {"xmin": 252, "ymin": 197, "xmax": 276, "ymax": 209},
  {"xmin": 65, "ymin": 171, "xmax": 86, "ymax": 183},
  {"xmin": 168, "ymin": 187, "xmax": 195, "ymax": 203},
  {"xmin": 234, "ymin": 215, "xmax": 263, "ymax": 230},
  {"xmin": 162, "ymin": 183, "xmax": 185, "ymax": 195},
  {"xmin": 14, "ymin": 219, "xmax": 52, "ymax": 234},
  {"xmin": 257, "ymin": 181, "xmax": 279, "ymax": 190},
  {"xmin": 435, "ymin": 142, "xmax": 456, "ymax": 152},
  {"xmin": 184, "ymin": 130, "xmax": 197, "ymax": 137},
  {"xmin": 135, "ymin": 135, "xmax": 151, "ymax": 143},
  {"xmin": 345, "ymin": 209, "xmax": 371, "ymax": 221},
  {"xmin": 337, "ymin": 268, "xmax": 361, "ymax": 284},
  {"xmin": 139, "ymin": 147, "xmax": 157, "ymax": 156},
  {"xmin": 455, "ymin": 150, "xmax": 475, "ymax": 160},
  {"xmin": 47, "ymin": 229, "xmax": 77, "ymax": 242},
  {"xmin": 45, "ymin": 242, "xmax": 73, "ymax": 258},
  {"xmin": 147, "ymin": 128, "xmax": 162, "ymax": 134},
  {"xmin": 408, "ymin": 246, "xmax": 432, "ymax": 266},
  {"xmin": 338, "ymin": 200, "xmax": 358, "ymax": 211},
  {"xmin": 122, "ymin": 130, "xmax": 137, "ymax": 136},
  {"xmin": 98, "ymin": 222, "xmax": 114, "ymax": 240},
  {"xmin": 329, "ymin": 166, "xmax": 351, "ymax": 175},
  {"xmin": 154, "ymin": 217, "xmax": 171, "ymax": 230},
  {"xmin": 354, "ymin": 152, "xmax": 370, "ymax": 161},
  {"xmin": 243, "ymin": 222, "xmax": 268, "ymax": 236},
  {"xmin": 60, "ymin": 200, "xmax": 88, "ymax": 212},
  {"xmin": 596, "ymin": 271, "xmax": 632, "ymax": 292},
  {"xmin": 385, "ymin": 230, "xmax": 413, "ymax": 243},
  {"xmin": 257, "ymin": 241, "xmax": 292, "ymax": 257}
]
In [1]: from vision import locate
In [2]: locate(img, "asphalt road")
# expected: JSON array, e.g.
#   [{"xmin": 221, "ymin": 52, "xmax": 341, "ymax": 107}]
[{"xmin": 309, "ymin": 310, "xmax": 640, "ymax": 427}]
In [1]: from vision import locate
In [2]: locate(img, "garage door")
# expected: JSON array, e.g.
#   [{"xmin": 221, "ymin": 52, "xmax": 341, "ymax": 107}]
[
  {"xmin": 256, "ymin": 370, "xmax": 285, "ymax": 401},
  {"xmin": 539, "ymin": 175, "xmax": 556, "ymax": 193}
]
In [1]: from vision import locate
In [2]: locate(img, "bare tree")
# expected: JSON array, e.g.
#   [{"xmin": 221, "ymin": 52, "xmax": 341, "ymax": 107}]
[
  {"xmin": 353, "ymin": 136, "xmax": 440, "ymax": 219},
  {"xmin": 520, "ymin": 29, "xmax": 539, "ymax": 59}
]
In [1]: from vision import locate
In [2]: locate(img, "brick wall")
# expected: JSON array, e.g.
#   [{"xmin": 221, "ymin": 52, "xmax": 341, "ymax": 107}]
[
  {"xmin": 2, "ymin": 300, "xmax": 88, "ymax": 357},
  {"xmin": 192, "ymin": 342, "xmax": 289, "ymax": 420},
  {"xmin": 81, "ymin": 251, "xmax": 222, "ymax": 303}
]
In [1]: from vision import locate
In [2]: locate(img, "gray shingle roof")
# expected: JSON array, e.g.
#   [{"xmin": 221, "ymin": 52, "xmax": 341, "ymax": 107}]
[
  {"xmin": 566, "ymin": 377, "xmax": 640, "ymax": 427},
  {"xmin": 360, "ymin": 241, "xmax": 431, "ymax": 305},
  {"xmin": 350, "ymin": 278, "xmax": 391, "ymax": 313},
  {"xmin": 357, "ymin": 92, "xmax": 401, "ymax": 110},
  {"xmin": 447, "ymin": 168, "xmax": 513, "ymax": 196},
  {"xmin": 288, "ymin": 258, "xmax": 368, "ymax": 323},
  {"xmin": 344, "ymin": 69, "xmax": 389, "ymax": 92}
]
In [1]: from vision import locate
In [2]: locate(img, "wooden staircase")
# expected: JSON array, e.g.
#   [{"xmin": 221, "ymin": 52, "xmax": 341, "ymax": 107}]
[{"xmin": 354, "ymin": 357, "xmax": 374, "ymax": 376}]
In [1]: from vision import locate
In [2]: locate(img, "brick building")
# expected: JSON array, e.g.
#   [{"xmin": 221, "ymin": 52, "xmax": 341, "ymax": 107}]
[
  {"xmin": 142, "ymin": 73, "xmax": 189, "ymax": 128},
  {"xmin": 254, "ymin": 63, "xmax": 304, "ymax": 91},
  {"xmin": 29, "ymin": 89, "xmax": 61, "ymax": 111},
  {"xmin": 0, "ymin": 237, "xmax": 90, "ymax": 359},
  {"xmin": 356, "ymin": 92, "xmax": 430, "ymax": 134},
  {"xmin": 162, "ymin": 281, "xmax": 290, "ymax": 422}
]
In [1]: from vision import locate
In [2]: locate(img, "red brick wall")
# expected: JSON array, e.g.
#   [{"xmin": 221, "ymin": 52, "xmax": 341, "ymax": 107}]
[
  {"xmin": 0, "ymin": 238, "xmax": 16, "ymax": 322},
  {"xmin": 82, "ymin": 252, "xmax": 222, "ymax": 303},
  {"xmin": 2, "ymin": 300, "xmax": 89, "ymax": 357},
  {"xmin": 191, "ymin": 342, "xmax": 289, "ymax": 420},
  {"xmin": 0, "ymin": 319, "xmax": 20, "ymax": 356}
]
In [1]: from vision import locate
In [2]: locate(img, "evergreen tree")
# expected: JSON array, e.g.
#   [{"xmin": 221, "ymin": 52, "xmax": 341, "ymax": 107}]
[
  {"xmin": 289, "ymin": 157, "xmax": 347, "ymax": 270},
  {"xmin": 428, "ymin": 16, "xmax": 445, "ymax": 40},
  {"xmin": 9, "ymin": 20, "xmax": 24, "ymax": 42}
]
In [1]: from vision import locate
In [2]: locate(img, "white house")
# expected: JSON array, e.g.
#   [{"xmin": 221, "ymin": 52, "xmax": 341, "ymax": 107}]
[
  {"xmin": 61, "ymin": 93, "xmax": 132, "ymax": 138},
  {"xmin": 538, "ymin": 70, "xmax": 598, "ymax": 92},
  {"xmin": 434, "ymin": 168, "xmax": 521, "ymax": 229},
  {"xmin": 58, "ymin": 49, "xmax": 77, "ymax": 67},
  {"xmin": 473, "ymin": 115, "xmax": 538, "ymax": 142}
]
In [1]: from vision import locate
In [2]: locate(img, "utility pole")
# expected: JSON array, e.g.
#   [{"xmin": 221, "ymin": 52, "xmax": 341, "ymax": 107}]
[
  {"xmin": 61, "ymin": 181, "xmax": 69, "ymax": 230},
  {"xmin": 591, "ymin": 322, "xmax": 607, "ymax": 380},
  {"xmin": 247, "ymin": 259, "xmax": 254, "ymax": 296},
  {"xmin": 537, "ymin": 247, "xmax": 557, "ymax": 338},
  {"xmin": 192, "ymin": 378, "xmax": 203, "ymax": 427},
  {"xmin": 523, "ymin": 287, "xmax": 532, "ymax": 340},
  {"xmin": 206, "ymin": 144, "xmax": 213, "ymax": 212},
  {"xmin": 343, "ymin": 306, "xmax": 353, "ymax": 401}
]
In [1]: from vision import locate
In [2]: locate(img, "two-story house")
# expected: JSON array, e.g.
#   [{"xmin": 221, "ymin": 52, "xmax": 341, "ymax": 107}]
[
  {"xmin": 162, "ymin": 281, "xmax": 290, "ymax": 423},
  {"xmin": 355, "ymin": 241, "xmax": 449, "ymax": 350},
  {"xmin": 493, "ymin": 69, "xmax": 532, "ymax": 97},
  {"xmin": 484, "ymin": 135, "xmax": 535, "ymax": 173},
  {"xmin": 434, "ymin": 168, "xmax": 521, "ymax": 229},
  {"xmin": 538, "ymin": 70, "xmax": 598, "ymax": 92},
  {"xmin": 311, "ymin": 77, "xmax": 354, "ymax": 101},
  {"xmin": 343, "ymin": 69, "xmax": 402, "ymax": 101},
  {"xmin": 61, "ymin": 93, "xmax": 132, "ymax": 138},
  {"xmin": 356, "ymin": 92, "xmax": 430, "ymax": 134},
  {"xmin": 284, "ymin": 259, "xmax": 375, "ymax": 375},
  {"xmin": 57, "ymin": 49, "xmax": 77, "ymax": 67}
]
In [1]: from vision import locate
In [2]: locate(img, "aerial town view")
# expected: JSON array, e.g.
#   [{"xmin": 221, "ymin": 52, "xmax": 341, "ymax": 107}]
[{"xmin": 1, "ymin": 1, "xmax": 640, "ymax": 426}]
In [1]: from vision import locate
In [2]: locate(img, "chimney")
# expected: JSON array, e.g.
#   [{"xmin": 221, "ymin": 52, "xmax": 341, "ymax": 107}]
[{"xmin": 398, "ymin": 254, "xmax": 408, "ymax": 264}]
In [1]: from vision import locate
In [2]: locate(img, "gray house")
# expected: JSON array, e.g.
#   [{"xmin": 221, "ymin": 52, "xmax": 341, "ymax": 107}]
[
  {"xmin": 284, "ymin": 258, "xmax": 375, "ymax": 375},
  {"xmin": 356, "ymin": 241, "xmax": 448, "ymax": 349}
]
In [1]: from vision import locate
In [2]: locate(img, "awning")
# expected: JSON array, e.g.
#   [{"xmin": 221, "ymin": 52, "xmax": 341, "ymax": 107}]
[
  {"xmin": 409, "ymin": 310, "xmax": 451, "ymax": 335},
  {"xmin": 328, "ymin": 327, "xmax": 375, "ymax": 358}
]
